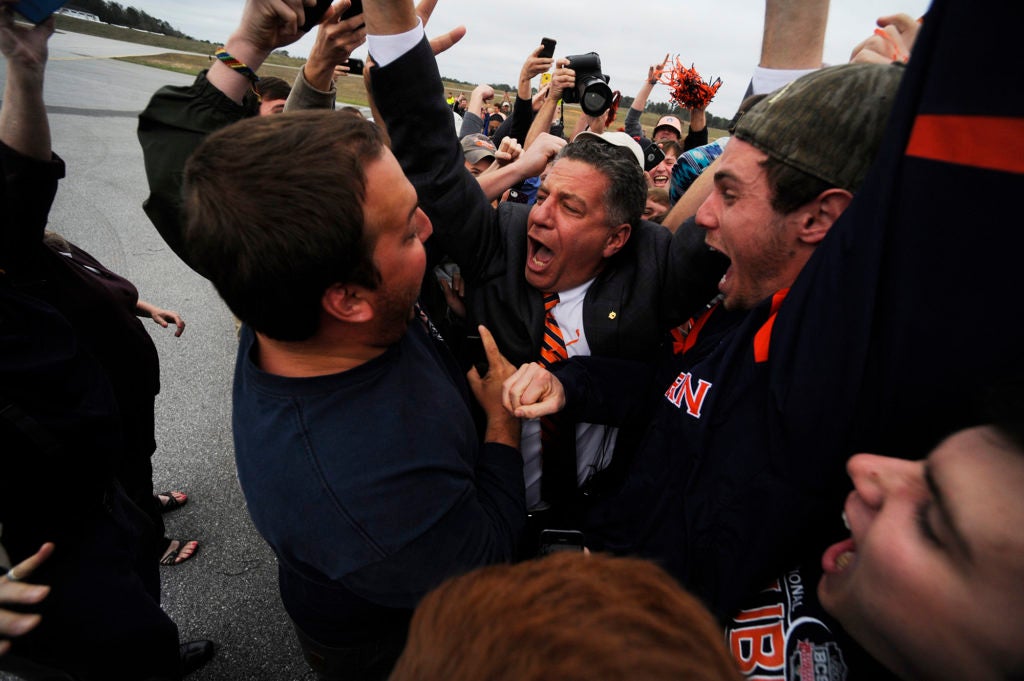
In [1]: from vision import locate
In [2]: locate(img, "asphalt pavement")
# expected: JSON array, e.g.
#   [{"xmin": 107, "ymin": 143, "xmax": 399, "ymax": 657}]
[{"xmin": 0, "ymin": 29, "xmax": 313, "ymax": 680}]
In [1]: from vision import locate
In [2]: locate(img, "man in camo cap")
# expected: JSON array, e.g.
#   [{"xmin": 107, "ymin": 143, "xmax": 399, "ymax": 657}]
[{"xmin": 505, "ymin": 61, "xmax": 906, "ymax": 624}]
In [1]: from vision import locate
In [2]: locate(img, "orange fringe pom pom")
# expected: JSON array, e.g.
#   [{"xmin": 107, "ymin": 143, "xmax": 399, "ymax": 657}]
[{"xmin": 660, "ymin": 57, "xmax": 722, "ymax": 109}]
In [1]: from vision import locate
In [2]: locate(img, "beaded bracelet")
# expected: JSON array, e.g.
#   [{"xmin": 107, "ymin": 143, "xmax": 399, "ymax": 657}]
[{"xmin": 214, "ymin": 47, "xmax": 260, "ymax": 83}]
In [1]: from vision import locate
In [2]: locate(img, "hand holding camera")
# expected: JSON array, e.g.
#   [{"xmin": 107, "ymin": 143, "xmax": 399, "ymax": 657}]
[
  {"xmin": 561, "ymin": 52, "xmax": 612, "ymax": 117},
  {"xmin": 549, "ymin": 59, "xmax": 574, "ymax": 102}
]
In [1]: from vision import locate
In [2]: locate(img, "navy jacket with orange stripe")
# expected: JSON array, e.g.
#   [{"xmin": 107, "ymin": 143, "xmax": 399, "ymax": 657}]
[{"xmin": 549, "ymin": 0, "xmax": 1024, "ymax": 632}]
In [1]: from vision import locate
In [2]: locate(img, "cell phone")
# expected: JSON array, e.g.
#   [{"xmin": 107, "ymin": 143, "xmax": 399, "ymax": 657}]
[
  {"xmin": 339, "ymin": 0, "xmax": 364, "ymax": 24},
  {"xmin": 538, "ymin": 37, "xmax": 557, "ymax": 59},
  {"xmin": 346, "ymin": 58, "xmax": 365, "ymax": 74},
  {"xmin": 465, "ymin": 334, "xmax": 489, "ymax": 377},
  {"xmin": 505, "ymin": 188, "xmax": 530, "ymax": 205},
  {"xmin": 13, "ymin": 0, "xmax": 69, "ymax": 24},
  {"xmin": 538, "ymin": 529, "xmax": 585, "ymax": 556},
  {"xmin": 642, "ymin": 141, "xmax": 665, "ymax": 172},
  {"xmin": 300, "ymin": 0, "xmax": 333, "ymax": 32}
]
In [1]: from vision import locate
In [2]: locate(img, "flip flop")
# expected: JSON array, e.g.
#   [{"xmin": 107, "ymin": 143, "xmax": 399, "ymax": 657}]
[
  {"xmin": 160, "ymin": 539, "xmax": 199, "ymax": 566},
  {"xmin": 156, "ymin": 490, "xmax": 188, "ymax": 513}
]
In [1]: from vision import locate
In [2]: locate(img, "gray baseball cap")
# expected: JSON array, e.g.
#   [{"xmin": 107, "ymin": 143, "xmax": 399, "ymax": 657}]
[
  {"xmin": 461, "ymin": 133, "xmax": 497, "ymax": 164},
  {"xmin": 734, "ymin": 62, "xmax": 904, "ymax": 192}
]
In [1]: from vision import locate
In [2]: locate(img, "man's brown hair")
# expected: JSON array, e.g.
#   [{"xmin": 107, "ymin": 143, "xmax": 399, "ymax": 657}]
[
  {"xmin": 183, "ymin": 111, "xmax": 385, "ymax": 341},
  {"xmin": 389, "ymin": 552, "xmax": 742, "ymax": 681}
]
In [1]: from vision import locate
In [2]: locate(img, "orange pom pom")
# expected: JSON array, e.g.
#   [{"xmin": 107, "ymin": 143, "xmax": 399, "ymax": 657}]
[{"xmin": 660, "ymin": 57, "xmax": 722, "ymax": 109}]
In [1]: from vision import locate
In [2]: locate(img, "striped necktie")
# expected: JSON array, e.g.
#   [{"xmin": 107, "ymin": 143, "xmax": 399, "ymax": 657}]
[
  {"xmin": 540, "ymin": 293, "xmax": 568, "ymax": 367},
  {"xmin": 539, "ymin": 292, "xmax": 576, "ymax": 505}
]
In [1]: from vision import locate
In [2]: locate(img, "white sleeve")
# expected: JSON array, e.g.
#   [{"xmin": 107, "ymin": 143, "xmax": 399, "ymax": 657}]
[
  {"xmin": 367, "ymin": 19, "xmax": 425, "ymax": 67},
  {"xmin": 751, "ymin": 65, "xmax": 821, "ymax": 95}
]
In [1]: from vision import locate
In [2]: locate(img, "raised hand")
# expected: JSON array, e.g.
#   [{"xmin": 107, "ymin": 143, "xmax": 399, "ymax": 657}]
[
  {"xmin": 233, "ymin": 0, "xmax": 315, "ymax": 53},
  {"xmin": 648, "ymin": 53, "xmax": 669, "ymax": 85},
  {"xmin": 305, "ymin": 0, "xmax": 368, "ymax": 89},
  {"xmin": 0, "ymin": 1, "xmax": 53, "ymax": 72},
  {"xmin": 850, "ymin": 13, "xmax": 919, "ymax": 64}
]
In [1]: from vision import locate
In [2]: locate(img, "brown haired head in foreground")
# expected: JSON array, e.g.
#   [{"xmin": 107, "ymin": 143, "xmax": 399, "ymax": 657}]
[
  {"xmin": 182, "ymin": 111, "xmax": 385, "ymax": 342},
  {"xmin": 389, "ymin": 552, "xmax": 742, "ymax": 681}
]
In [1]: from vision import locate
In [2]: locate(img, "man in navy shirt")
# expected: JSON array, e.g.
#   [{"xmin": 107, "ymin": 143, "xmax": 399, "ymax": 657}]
[{"xmin": 181, "ymin": 104, "xmax": 524, "ymax": 680}]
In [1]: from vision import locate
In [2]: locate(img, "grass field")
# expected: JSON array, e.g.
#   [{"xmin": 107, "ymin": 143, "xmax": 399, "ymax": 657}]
[{"xmin": 64, "ymin": 15, "xmax": 726, "ymax": 139}]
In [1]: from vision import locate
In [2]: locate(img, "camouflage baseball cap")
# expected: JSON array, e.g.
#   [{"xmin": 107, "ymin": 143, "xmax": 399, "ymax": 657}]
[{"xmin": 734, "ymin": 62, "xmax": 904, "ymax": 192}]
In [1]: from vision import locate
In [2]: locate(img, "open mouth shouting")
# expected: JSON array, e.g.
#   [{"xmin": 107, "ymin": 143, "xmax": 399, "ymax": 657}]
[
  {"xmin": 527, "ymin": 234, "xmax": 555, "ymax": 276},
  {"xmin": 704, "ymin": 241, "xmax": 732, "ymax": 296},
  {"xmin": 822, "ymin": 510, "xmax": 856, "ymax": 575}
]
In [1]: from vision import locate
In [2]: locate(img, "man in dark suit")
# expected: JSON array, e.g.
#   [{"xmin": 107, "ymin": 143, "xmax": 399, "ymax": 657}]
[{"xmin": 368, "ymin": 18, "xmax": 725, "ymax": 529}]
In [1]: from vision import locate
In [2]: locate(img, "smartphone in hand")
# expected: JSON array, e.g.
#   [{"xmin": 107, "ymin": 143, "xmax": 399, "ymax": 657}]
[
  {"xmin": 300, "ymin": 0, "xmax": 333, "ymax": 32},
  {"xmin": 540, "ymin": 37, "xmax": 557, "ymax": 59},
  {"xmin": 538, "ymin": 37, "xmax": 557, "ymax": 59},
  {"xmin": 339, "ymin": 0, "xmax": 363, "ymax": 23}
]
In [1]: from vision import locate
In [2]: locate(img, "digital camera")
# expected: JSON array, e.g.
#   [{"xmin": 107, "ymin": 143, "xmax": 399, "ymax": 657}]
[{"xmin": 562, "ymin": 53, "xmax": 613, "ymax": 117}]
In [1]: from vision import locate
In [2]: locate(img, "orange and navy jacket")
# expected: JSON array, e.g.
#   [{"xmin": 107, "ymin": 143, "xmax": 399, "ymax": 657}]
[{"xmin": 553, "ymin": 1, "xmax": 1024, "ymax": 678}]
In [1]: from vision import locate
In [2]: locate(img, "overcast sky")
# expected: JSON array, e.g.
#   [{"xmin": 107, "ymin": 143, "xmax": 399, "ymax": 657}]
[{"xmin": 122, "ymin": 0, "xmax": 931, "ymax": 118}]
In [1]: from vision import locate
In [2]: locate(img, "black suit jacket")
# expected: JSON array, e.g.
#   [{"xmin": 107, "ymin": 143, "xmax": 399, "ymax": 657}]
[{"xmin": 372, "ymin": 38, "xmax": 726, "ymax": 368}]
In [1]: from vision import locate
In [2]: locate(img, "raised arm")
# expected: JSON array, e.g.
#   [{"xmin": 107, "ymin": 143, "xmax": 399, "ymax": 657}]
[
  {"xmin": 368, "ymin": 3, "xmax": 512, "ymax": 286},
  {"xmin": 759, "ymin": 0, "xmax": 828, "ymax": 70},
  {"xmin": 299, "ymin": 0, "xmax": 367, "ymax": 92},
  {"xmin": 624, "ymin": 55, "xmax": 668, "ymax": 139},
  {"xmin": 363, "ymin": 0, "xmax": 418, "ymax": 35},
  {"xmin": 0, "ymin": 4, "xmax": 52, "ymax": 159},
  {"xmin": 475, "ymin": 133, "xmax": 564, "ymax": 201},
  {"xmin": 525, "ymin": 61, "xmax": 571, "ymax": 148},
  {"xmin": 0, "ymin": 3, "xmax": 65, "ymax": 264},
  {"xmin": 681, "ymin": 107, "xmax": 708, "ymax": 151},
  {"xmin": 208, "ymin": 0, "xmax": 313, "ymax": 103},
  {"xmin": 493, "ymin": 43, "xmax": 551, "ymax": 145},
  {"xmin": 748, "ymin": 0, "xmax": 828, "ymax": 101},
  {"xmin": 138, "ymin": 0, "xmax": 313, "ymax": 270},
  {"xmin": 458, "ymin": 83, "xmax": 493, "ymax": 138}
]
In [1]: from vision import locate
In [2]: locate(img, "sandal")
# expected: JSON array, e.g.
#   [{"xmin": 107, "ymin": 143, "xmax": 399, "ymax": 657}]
[
  {"xmin": 160, "ymin": 539, "xmax": 199, "ymax": 566},
  {"xmin": 156, "ymin": 490, "xmax": 188, "ymax": 513}
]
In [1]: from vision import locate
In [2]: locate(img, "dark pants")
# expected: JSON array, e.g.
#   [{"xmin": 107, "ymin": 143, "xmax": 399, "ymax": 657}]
[
  {"xmin": 292, "ymin": 623, "xmax": 405, "ymax": 681},
  {"xmin": 4, "ymin": 485, "xmax": 181, "ymax": 681},
  {"xmin": 114, "ymin": 394, "xmax": 170, "ymax": 567}
]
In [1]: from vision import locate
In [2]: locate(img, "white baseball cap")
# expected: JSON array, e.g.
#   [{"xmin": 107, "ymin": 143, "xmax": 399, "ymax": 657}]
[{"xmin": 573, "ymin": 131, "xmax": 645, "ymax": 169}]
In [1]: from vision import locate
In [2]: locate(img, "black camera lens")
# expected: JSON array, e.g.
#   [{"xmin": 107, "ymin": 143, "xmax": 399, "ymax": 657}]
[
  {"xmin": 564, "ymin": 52, "xmax": 613, "ymax": 117},
  {"xmin": 579, "ymin": 78, "xmax": 613, "ymax": 117}
]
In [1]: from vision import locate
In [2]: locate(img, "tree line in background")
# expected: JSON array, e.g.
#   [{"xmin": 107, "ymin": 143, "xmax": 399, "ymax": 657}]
[{"xmin": 66, "ymin": 1, "xmax": 189, "ymax": 38}]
